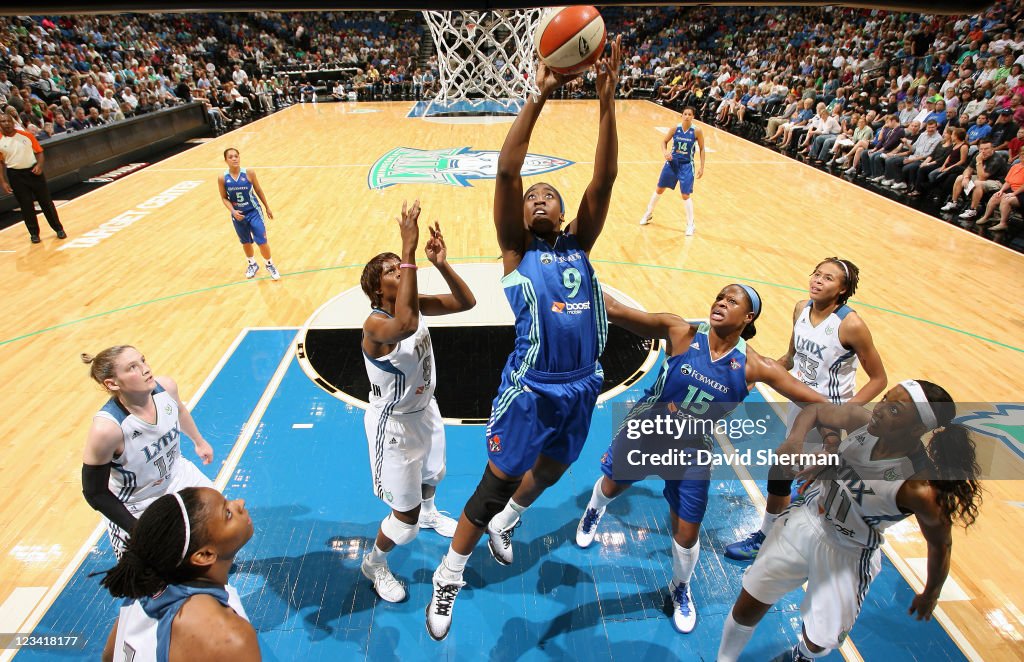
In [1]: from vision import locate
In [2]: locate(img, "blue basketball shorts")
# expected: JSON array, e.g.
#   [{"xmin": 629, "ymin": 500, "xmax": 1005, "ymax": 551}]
[
  {"xmin": 232, "ymin": 209, "xmax": 267, "ymax": 245},
  {"xmin": 485, "ymin": 360, "xmax": 603, "ymax": 477},
  {"xmin": 657, "ymin": 159, "xmax": 695, "ymax": 194},
  {"xmin": 600, "ymin": 417, "xmax": 711, "ymax": 524}
]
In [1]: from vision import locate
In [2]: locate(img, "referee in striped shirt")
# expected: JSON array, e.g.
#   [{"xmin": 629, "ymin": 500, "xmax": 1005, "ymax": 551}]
[{"xmin": 0, "ymin": 114, "xmax": 66, "ymax": 243}]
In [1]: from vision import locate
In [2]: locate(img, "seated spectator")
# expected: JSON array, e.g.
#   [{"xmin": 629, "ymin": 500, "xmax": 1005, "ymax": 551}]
[
  {"xmin": 801, "ymin": 106, "xmax": 842, "ymax": 160},
  {"xmin": 299, "ymin": 81, "xmax": 316, "ymax": 103},
  {"xmin": 331, "ymin": 81, "xmax": 346, "ymax": 102},
  {"xmin": 990, "ymin": 108, "xmax": 1019, "ymax": 156},
  {"xmin": 911, "ymin": 126, "xmax": 969, "ymax": 197},
  {"xmin": 973, "ymin": 144, "xmax": 1024, "ymax": 230},
  {"xmin": 887, "ymin": 119, "xmax": 943, "ymax": 189},
  {"xmin": 856, "ymin": 114, "xmax": 906, "ymax": 179},
  {"xmin": 942, "ymin": 138, "xmax": 1010, "ymax": 219},
  {"xmin": 69, "ymin": 106, "xmax": 90, "ymax": 131}
]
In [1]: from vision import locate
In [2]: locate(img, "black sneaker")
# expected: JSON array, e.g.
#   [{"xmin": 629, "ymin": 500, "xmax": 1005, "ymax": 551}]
[
  {"xmin": 56, "ymin": 230, "xmax": 67, "ymax": 239},
  {"xmin": 30, "ymin": 235, "xmax": 40, "ymax": 244}
]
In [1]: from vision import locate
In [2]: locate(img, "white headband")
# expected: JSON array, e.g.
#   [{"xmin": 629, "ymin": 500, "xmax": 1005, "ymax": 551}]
[
  {"xmin": 172, "ymin": 492, "xmax": 191, "ymax": 565},
  {"xmin": 900, "ymin": 380, "xmax": 938, "ymax": 429}
]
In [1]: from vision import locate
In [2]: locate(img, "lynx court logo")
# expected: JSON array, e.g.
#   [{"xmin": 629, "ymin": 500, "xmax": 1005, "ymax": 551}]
[
  {"xmin": 368, "ymin": 147, "xmax": 573, "ymax": 189},
  {"xmin": 957, "ymin": 404, "xmax": 1024, "ymax": 461}
]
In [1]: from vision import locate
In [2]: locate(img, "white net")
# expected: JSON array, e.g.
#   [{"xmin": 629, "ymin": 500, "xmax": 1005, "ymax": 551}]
[{"xmin": 422, "ymin": 9, "xmax": 543, "ymax": 116}]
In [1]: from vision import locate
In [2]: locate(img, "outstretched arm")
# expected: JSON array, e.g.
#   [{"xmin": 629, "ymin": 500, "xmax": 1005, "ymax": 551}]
[
  {"xmin": 363, "ymin": 201, "xmax": 422, "ymax": 346},
  {"xmin": 494, "ymin": 63, "xmax": 578, "ymax": 268},
  {"xmin": 420, "ymin": 222, "xmax": 476, "ymax": 315},
  {"xmin": 569, "ymin": 34, "xmax": 622, "ymax": 253},
  {"xmin": 900, "ymin": 480, "xmax": 952, "ymax": 622},
  {"xmin": 603, "ymin": 291, "xmax": 692, "ymax": 348}
]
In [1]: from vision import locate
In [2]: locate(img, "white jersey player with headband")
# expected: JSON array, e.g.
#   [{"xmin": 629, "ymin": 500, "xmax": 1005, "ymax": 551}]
[
  {"xmin": 718, "ymin": 379, "xmax": 984, "ymax": 662},
  {"xmin": 725, "ymin": 257, "xmax": 888, "ymax": 563}
]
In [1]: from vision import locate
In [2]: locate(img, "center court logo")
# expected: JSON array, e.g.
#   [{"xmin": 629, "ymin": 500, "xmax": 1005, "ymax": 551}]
[{"xmin": 367, "ymin": 147, "xmax": 573, "ymax": 189}]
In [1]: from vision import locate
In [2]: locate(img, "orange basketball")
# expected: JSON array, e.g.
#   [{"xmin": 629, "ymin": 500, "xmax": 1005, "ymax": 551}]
[{"xmin": 534, "ymin": 6, "xmax": 607, "ymax": 75}]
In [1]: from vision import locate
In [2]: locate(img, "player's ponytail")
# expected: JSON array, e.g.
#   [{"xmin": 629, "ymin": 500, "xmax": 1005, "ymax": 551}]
[
  {"xmin": 81, "ymin": 345, "xmax": 134, "ymax": 392},
  {"xmin": 98, "ymin": 488, "xmax": 209, "ymax": 599},
  {"xmin": 917, "ymin": 380, "xmax": 983, "ymax": 529}
]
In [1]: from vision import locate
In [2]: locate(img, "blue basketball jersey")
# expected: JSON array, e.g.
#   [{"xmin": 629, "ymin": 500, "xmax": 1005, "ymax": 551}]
[
  {"xmin": 500, "ymin": 233, "xmax": 607, "ymax": 375},
  {"xmin": 670, "ymin": 124, "xmax": 697, "ymax": 163},
  {"xmin": 629, "ymin": 322, "xmax": 750, "ymax": 446},
  {"xmin": 223, "ymin": 169, "xmax": 261, "ymax": 214}
]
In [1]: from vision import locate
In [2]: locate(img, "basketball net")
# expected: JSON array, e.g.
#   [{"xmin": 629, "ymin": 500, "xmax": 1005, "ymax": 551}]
[{"xmin": 422, "ymin": 9, "xmax": 543, "ymax": 116}]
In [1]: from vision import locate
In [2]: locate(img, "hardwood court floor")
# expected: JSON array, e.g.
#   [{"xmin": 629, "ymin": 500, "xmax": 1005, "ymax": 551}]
[{"xmin": 0, "ymin": 100, "xmax": 1021, "ymax": 660}]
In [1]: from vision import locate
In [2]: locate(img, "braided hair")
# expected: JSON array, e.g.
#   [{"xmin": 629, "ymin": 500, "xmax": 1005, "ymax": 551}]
[
  {"xmin": 98, "ymin": 488, "xmax": 211, "ymax": 599},
  {"xmin": 812, "ymin": 257, "xmax": 859, "ymax": 307}
]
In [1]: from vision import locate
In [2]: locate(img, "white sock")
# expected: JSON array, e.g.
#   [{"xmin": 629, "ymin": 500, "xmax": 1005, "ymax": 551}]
[
  {"xmin": 441, "ymin": 547, "xmax": 471, "ymax": 577},
  {"xmin": 490, "ymin": 499, "xmax": 526, "ymax": 531},
  {"xmin": 645, "ymin": 191, "xmax": 661, "ymax": 215},
  {"xmin": 671, "ymin": 537, "xmax": 700, "ymax": 586},
  {"xmin": 247, "ymin": 257, "xmax": 257, "ymax": 265},
  {"xmin": 684, "ymin": 198, "xmax": 694, "ymax": 228},
  {"xmin": 797, "ymin": 638, "xmax": 829, "ymax": 658},
  {"xmin": 421, "ymin": 495, "xmax": 436, "ymax": 514},
  {"xmin": 717, "ymin": 612, "xmax": 756, "ymax": 662},
  {"xmin": 587, "ymin": 477, "xmax": 616, "ymax": 511},
  {"xmin": 265, "ymin": 259, "xmax": 273, "ymax": 265},
  {"xmin": 367, "ymin": 543, "xmax": 388, "ymax": 565},
  {"xmin": 760, "ymin": 512, "xmax": 779, "ymax": 537}
]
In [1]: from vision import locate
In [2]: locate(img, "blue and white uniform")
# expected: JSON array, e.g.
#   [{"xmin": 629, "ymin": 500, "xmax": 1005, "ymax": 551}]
[
  {"xmin": 742, "ymin": 426, "xmax": 929, "ymax": 649},
  {"xmin": 485, "ymin": 232, "xmax": 607, "ymax": 476},
  {"xmin": 602, "ymin": 322, "xmax": 749, "ymax": 522},
  {"xmin": 363, "ymin": 312, "xmax": 445, "ymax": 512},
  {"xmin": 112, "ymin": 583, "xmax": 248, "ymax": 662},
  {"xmin": 785, "ymin": 302, "xmax": 859, "ymax": 445},
  {"xmin": 223, "ymin": 168, "xmax": 267, "ymax": 245},
  {"xmin": 657, "ymin": 124, "xmax": 698, "ymax": 194},
  {"xmin": 95, "ymin": 384, "xmax": 213, "ymax": 557}
]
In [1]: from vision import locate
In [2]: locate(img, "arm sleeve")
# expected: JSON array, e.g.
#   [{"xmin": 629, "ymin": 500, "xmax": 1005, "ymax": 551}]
[{"xmin": 82, "ymin": 463, "xmax": 138, "ymax": 533}]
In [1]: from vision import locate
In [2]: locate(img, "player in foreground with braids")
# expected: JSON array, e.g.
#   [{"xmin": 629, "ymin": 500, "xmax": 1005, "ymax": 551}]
[
  {"xmin": 99, "ymin": 487, "xmax": 259, "ymax": 661},
  {"xmin": 717, "ymin": 380, "xmax": 982, "ymax": 662}
]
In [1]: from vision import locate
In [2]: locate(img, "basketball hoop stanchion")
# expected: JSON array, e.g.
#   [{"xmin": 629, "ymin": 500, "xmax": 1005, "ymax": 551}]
[{"xmin": 422, "ymin": 9, "xmax": 543, "ymax": 117}]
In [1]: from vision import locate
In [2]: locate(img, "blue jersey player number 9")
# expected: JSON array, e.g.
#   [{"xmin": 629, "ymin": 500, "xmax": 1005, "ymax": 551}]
[{"xmin": 563, "ymin": 267, "xmax": 581, "ymax": 298}]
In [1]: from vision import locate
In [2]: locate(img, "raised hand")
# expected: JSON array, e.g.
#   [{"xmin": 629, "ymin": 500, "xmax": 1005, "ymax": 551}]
[
  {"xmin": 536, "ymin": 60, "xmax": 579, "ymax": 97},
  {"xmin": 425, "ymin": 221, "xmax": 446, "ymax": 265},
  {"xmin": 595, "ymin": 34, "xmax": 622, "ymax": 100},
  {"xmin": 397, "ymin": 199, "xmax": 420, "ymax": 253}
]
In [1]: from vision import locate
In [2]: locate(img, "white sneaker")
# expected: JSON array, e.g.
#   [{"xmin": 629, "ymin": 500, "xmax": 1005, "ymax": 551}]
[
  {"xmin": 843, "ymin": 166, "xmax": 857, "ymax": 175},
  {"xmin": 639, "ymin": 212, "xmax": 653, "ymax": 226},
  {"xmin": 940, "ymin": 201, "xmax": 958, "ymax": 212},
  {"xmin": 869, "ymin": 175, "xmax": 884, "ymax": 182},
  {"xmin": 575, "ymin": 505, "xmax": 606, "ymax": 548},
  {"xmin": 891, "ymin": 182, "xmax": 908, "ymax": 190},
  {"xmin": 245, "ymin": 262, "xmax": 259, "ymax": 279},
  {"xmin": 361, "ymin": 554, "xmax": 407, "ymax": 603},
  {"xmin": 669, "ymin": 581, "xmax": 697, "ymax": 634},
  {"xmin": 419, "ymin": 509, "xmax": 458, "ymax": 538},
  {"xmin": 426, "ymin": 562, "xmax": 465, "ymax": 641},
  {"xmin": 958, "ymin": 208, "xmax": 978, "ymax": 220},
  {"xmin": 880, "ymin": 179, "xmax": 893, "ymax": 186},
  {"xmin": 685, "ymin": 223, "xmax": 695, "ymax": 237},
  {"xmin": 266, "ymin": 262, "xmax": 280, "ymax": 280},
  {"xmin": 486, "ymin": 518, "xmax": 519, "ymax": 566}
]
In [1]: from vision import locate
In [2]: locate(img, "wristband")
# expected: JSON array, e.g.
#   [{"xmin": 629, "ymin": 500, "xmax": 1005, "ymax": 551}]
[{"xmin": 399, "ymin": 263, "xmax": 417, "ymax": 270}]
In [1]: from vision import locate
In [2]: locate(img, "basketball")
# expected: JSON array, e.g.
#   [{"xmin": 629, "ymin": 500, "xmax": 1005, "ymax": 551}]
[{"xmin": 534, "ymin": 6, "xmax": 607, "ymax": 75}]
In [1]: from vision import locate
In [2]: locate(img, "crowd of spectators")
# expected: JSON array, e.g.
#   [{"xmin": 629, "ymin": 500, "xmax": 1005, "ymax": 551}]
[
  {"xmin": 0, "ymin": 11, "xmax": 428, "ymax": 139},
  {"xmin": 612, "ymin": 2, "xmax": 1024, "ymax": 240},
  {"xmin": 2, "ymin": 5, "xmax": 1023, "ymax": 240}
]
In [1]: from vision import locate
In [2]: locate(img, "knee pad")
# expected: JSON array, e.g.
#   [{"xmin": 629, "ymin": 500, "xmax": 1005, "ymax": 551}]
[
  {"xmin": 463, "ymin": 465, "xmax": 522, "ymax": 528},
  {"xmin": 380, "ymin": 513, "xmax": 419, "ymax": 546},
  {"xmin": 767, "ymin": 476, "xmax": 793, "ymax": 497}
]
